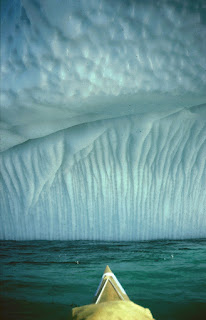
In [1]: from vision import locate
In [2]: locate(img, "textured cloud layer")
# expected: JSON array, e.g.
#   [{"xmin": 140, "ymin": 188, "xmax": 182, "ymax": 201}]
[{"xmin": 1, "ymin": 0, "xmax": 206, "ymax": 151}]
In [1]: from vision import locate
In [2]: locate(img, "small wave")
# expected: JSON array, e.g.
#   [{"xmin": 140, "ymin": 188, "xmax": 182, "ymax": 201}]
[{"xmin": 7, "ymin": 261, "xmax": 81, "ymax": 265}]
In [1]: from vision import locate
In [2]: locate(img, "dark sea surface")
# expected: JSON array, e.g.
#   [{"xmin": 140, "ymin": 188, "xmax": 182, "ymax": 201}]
[{"xmin": 0, "ymin": 240, "xmax": 206, "ymax": 320}]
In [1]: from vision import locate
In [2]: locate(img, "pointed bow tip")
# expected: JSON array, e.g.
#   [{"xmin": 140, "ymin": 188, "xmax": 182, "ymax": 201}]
[{"xmin": 104, "ymin": 265, "xmax": 112, "ymax": 274}]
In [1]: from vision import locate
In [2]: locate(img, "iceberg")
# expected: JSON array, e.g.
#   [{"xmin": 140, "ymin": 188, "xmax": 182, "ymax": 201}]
[{"xmin": 0, "ymin": 0, "xmax": 206, "ymax": 240}]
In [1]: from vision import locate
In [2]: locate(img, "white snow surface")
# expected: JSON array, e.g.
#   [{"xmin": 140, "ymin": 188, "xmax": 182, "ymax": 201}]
[{"xmin": 0, "ymin": 0, "xmax": 206, "ymax": 240}]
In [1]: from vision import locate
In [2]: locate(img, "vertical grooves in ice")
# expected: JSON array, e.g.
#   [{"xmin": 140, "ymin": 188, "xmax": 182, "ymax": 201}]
[{"xmin": 0, "ymin": 111, "xmax": 206, "ymax": 240}]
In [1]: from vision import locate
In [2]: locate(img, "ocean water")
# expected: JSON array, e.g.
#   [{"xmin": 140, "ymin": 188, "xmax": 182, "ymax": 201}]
[{"xmin": 0, "ymin": 240, "xmax": 206, "ymax": 320}]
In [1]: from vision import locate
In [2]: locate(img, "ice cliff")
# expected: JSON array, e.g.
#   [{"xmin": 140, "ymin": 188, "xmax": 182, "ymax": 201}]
[{"xmin": 0, "ymin": 0, "xmax": 206, "ymax": 240}]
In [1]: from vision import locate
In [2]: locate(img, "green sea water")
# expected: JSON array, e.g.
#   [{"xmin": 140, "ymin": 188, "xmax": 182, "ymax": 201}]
[{"xmin": 0, "ymin": 240, "xmax": 206, "ymax": 319}]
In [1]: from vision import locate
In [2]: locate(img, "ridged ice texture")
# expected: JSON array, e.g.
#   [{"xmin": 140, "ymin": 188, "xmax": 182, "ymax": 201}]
[
  {"xmin": 1, "ymin": 0, "xmax": 206, "ymax": 151},
  {"xmin": 1, "ymin": 107, "xmax": 206, "ymax": 240},
  {"xmin": 0, "ymin": 0, "xmax": 206, "ymax": 240}
]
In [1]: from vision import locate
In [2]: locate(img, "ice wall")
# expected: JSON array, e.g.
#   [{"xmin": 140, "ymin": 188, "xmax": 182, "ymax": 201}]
[{"xmin": 0, "ymin": 0, "xmax": 206, "ymax": 240}]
